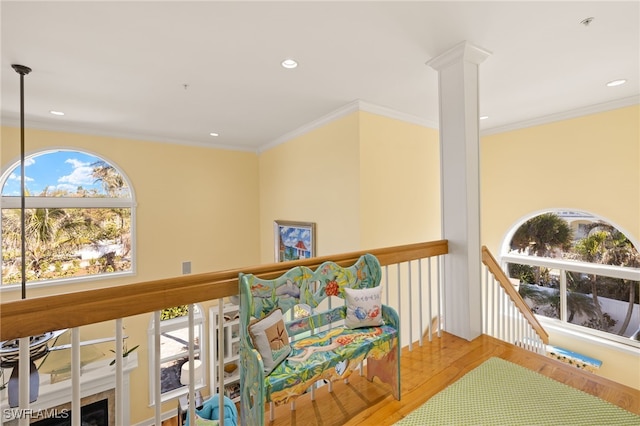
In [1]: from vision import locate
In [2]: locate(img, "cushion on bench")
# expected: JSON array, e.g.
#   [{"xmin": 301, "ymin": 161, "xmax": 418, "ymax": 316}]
[{"xmin": 265, "ymin": 324, "xmax": 398, "ymax": 404}]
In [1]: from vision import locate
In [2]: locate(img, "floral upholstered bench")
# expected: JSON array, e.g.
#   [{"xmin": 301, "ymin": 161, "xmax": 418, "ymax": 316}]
[{"xmin": 238, "ymin": 254, "xmax": 400, "ymax": 425}]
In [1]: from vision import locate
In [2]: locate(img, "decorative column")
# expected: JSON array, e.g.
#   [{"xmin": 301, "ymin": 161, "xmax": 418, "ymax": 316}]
[{"xmin": 427, "ymin": 41, "xmax": 491, "ymax": 340}]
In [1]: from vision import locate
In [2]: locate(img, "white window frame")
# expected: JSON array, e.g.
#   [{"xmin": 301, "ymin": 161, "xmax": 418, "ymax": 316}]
[
  {"xmin": 0, "ymin": 149, "xmax": 136, "ymax": 289},
  {"xmin": 500, "ymin": 252, "xmax": 640, "ymax": 351},
  {"xmin": 500, "ymin": 209, "xmax": 640, "ymax": 352},
  {"xmin": 147, "ymin": 304, "xmax": 207, "ymax": 405}
]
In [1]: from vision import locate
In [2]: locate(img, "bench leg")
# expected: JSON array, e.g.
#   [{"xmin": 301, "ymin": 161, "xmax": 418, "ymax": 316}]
[{"xmin": 366, "ymin": 345, "xmax": 400, "ymax": 400}]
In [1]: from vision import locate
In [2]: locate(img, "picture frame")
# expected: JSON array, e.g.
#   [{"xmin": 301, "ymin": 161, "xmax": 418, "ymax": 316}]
[{"xmin": 274, "ymin": 220, "xmax": 316, "ymax": 262}]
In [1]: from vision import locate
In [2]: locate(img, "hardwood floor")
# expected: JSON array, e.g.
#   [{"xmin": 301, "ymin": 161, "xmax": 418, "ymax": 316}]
[
  {"xmin": 265, "ymin": 333, "xmax": 639, "ymax": 426},
  {"xmin": 163, "ymin": 333, "xmax": 639, "ymax": 426}
]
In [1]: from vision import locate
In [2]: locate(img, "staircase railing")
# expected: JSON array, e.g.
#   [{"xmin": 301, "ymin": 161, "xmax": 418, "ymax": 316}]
[
  {"xmin": 0, "ymin": 240, "xmax": 448, "ymax": 425},
  {"xmin": 481, "ymin": 246, "xmax": 549, "ymax": 354}
]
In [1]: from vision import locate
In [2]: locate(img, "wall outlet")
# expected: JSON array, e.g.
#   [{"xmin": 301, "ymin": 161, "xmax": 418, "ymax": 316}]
[{"xmin": 182, "ymin": 261, "xmax": 191, "ymax": 275}]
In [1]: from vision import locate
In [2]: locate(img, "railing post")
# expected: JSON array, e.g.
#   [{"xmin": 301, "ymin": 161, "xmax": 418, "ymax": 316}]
[
  {"xmin": 218, "ymin": 301, "xmax": 225, "ymax": 426},
  {"xmin": 115, "ymin": 318, "xmax": 124, "ymax": 426},
  {"xmin": 18, "ymin": 337, "xmax": 29, "ymax": 426},
  {"xmin": 71, "ymin": 328, "xmax": 80, "ymax": 426},
  {"xmin": 407, "ymin": 261, "xmax": 413, "ymax": 351},
  {"xmin": 427, "ymin": 259, "xmax": 433, "ymax": 341},
  {"xmin": 397, "ymin": 265, "xmax": 402, "ymax": 346},
  {"xmin": 437, "ymin": 255, "xmax": 443, "ymax": 337},
  {"xmin": 187, "ymin": 304, "xmax": 198, "ymax": 426},
  {"xmin": 418, "ymin": 259, "xmax": 423, "ymax": 346},
  {"xmin": 153, "ymin": 311, "xmax": 161, "ymax": 425}
]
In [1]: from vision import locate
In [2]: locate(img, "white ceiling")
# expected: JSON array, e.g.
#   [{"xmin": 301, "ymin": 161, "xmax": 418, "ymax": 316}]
[{"xmin": 1, "ymin": 1, "xmax": 638, "ymax": 152}]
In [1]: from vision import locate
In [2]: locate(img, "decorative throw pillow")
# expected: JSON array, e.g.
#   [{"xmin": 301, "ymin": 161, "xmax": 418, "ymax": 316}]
[
  {"xmin": 248, "ymin": 308, "xmax": 292, "ymax": 374},
  {"xmin": 344, "ymin": 286, "xmax": 384, "ymax": 329}
]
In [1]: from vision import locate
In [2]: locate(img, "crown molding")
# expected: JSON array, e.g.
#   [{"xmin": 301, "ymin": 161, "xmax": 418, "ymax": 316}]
[
  {"xmin": 0, "ymin": 117, "xmax": 258, "ymax": 153},
  {"xmin": 5, "ymin": 95, "xmax": 636, "ymax": 153},
  {"xmin": 358, "ymin": 100, "xmax": 439, "ymax": 129},
  {"xmin": 481, "ymin": 96, "xmax": 640, "ymax": 137},
  {"xmin": 258, "ymin": 101, "xmax": 361, "ymax": 153},
  {"xmin": 259, "ymin": 100, "xmax": 438, "ymax": 153}
]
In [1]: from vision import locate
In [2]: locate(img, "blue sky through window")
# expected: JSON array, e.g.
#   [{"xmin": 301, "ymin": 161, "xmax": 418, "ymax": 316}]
[{"xmin": 2, "ymin": 151, "xmax": 127, "ymax": 197}]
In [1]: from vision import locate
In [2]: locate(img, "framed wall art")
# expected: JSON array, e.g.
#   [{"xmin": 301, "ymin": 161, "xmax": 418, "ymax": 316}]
[{"xmin": 274, "ymin": 220, "xmax": 316, "ymax": 262}]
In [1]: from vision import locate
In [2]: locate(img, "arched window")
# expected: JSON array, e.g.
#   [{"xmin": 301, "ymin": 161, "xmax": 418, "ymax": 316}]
[
  {"xmin": 0, "ymin": 149, "xmax": 135, "ymax": 287},
  {"xmin": 501, "ymin": 210, "xmax": 640, "ymax": 347}
]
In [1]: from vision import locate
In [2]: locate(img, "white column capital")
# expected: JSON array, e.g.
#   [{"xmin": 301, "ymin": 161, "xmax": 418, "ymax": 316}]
[{"xmin": 426, "ymin": 41, "xmax": 491, "ymax": 71}]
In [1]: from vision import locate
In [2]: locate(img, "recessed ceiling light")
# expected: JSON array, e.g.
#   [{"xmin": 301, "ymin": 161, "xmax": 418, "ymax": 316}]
[
  {"xmin": 606, "ymin": 79, "xmax": 627, "ymax": 87},
  {"xmin": 480, "ymin": 116, "xmax": 489, "ymax": 120},
  {"xmin": 49, "ymin": 110, "xmax": 65, "ymax": 116},
  {"xmin": 281, "ymin": 59, "xmax": 298, "ymax": 69},
  {"xmin": 209, "ymin": 132, "xmax": 219, "ymax": 137}
]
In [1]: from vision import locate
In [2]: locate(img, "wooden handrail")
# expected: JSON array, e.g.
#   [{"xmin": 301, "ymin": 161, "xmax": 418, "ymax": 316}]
[
  {"xmin": 481, "ymin": 246, "xmax": 549, "ymax": 344},
  {"xmin": 0, "ymin": 240, "xmax": 448, "ymax": 341}
]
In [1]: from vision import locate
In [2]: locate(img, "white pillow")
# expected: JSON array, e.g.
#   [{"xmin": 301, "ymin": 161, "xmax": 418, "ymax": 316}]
[
  {"xmin": 248, "ymin": 309, "xmax": 291, "ymax": 374},
  {"xmin": 344, "ymin": 287, "xmax": 384, "ymax": 329}
]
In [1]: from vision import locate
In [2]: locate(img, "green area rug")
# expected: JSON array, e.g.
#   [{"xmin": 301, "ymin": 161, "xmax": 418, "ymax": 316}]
[{"xmin": 395, "ymin": 357, "xmax": 640, "ymax": 426}]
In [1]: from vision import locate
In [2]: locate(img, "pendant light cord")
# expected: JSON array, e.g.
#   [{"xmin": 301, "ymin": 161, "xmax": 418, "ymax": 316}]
[{"xmin": 11, "ymin": 64, "xmax": 32, "ymax": 300}]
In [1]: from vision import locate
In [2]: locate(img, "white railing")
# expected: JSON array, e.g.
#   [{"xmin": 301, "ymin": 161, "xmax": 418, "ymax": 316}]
[
  {"xmin": 482, "ymin": 270, "xmax": 547, "ymax": 354},
  {"xmin": 0, "ymin": 241, "xmax": 448, "ymax": 425},
  {"xmin": 0, "ymin": 324, "xmax": 135, "ymax": 426},
  {"xmin": 383, "ymin": 257, "xmax": 444, "ymax": 349},
  {"xmin": 481, "ymin": 247, "xmax": 549, "ymax": 354}
]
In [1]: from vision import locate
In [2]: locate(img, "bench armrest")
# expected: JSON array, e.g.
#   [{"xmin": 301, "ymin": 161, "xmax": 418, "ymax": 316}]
[{"xmin": 382, "ymin": 304, "xmax": 399, "ymax": 330}]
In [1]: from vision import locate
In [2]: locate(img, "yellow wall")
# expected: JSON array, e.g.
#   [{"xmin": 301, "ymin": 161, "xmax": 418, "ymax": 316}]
[
  {"xmin": 258, "ymin": 113, "xmax": 361, "ymax": 261},
  {"xmin": 258, "ymin": 111, "xmax": 441, "ymax": 261},
  {"xmin": 0, "ymin": 126, "xmax": 261, "ymax": 423},
  {"xmin": 359, "ymin": 111, "xmax": 441, "ymax": 248},
  {"xmin": 481, "ymin": 105, "xmax": 640, "ymax": 389},
  {"xmin": 481, "ymin": 105, "xmax": 640, "ymax": 254}
]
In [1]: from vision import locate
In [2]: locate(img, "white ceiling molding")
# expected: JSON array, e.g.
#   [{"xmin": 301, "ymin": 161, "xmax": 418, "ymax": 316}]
[
  {"xmin": 258, "ymin": 101, "xmax": 362, "ymax": 153},
  {"xmin": 263, "ymin": 94, "xmax": 639, "ymax": 153},
  {"xmin": 358, "ymin": 101, "xmax": 439, "ymax": 130},
  {"xmin": 481, "ymin": 96, "xmax": 640, "ymax": 137},
  {"xmin": 0, "ymin": 116, "xmax": 258, "ymax": 153},
  {"xmin": 259, "ymin": 100, "xmax": 439, "ymax": 153},
  {"xmin": 3, "ymin": 95, "xmax": 636, "ymax": 154}
]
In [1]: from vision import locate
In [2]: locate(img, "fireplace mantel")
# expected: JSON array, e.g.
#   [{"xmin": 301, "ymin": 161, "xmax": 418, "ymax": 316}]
[{"xmin": 1, "ymin": 352, "xmax": 137, "ymax": 424}]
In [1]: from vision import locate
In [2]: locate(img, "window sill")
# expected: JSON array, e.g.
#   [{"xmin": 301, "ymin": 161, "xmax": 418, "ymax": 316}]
[
  {"xmin": 0, "ymin": 270, "xmax": 135, "ymax": 293},
  {"xmin": 540, "ymin": 317, "xmax": 640, "ymax": 356}
]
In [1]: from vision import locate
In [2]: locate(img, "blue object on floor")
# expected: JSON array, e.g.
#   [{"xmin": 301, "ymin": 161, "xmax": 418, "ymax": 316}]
[{"xmin": 185, "ymin": 394, "xmax": 238, "ymax": 426}]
